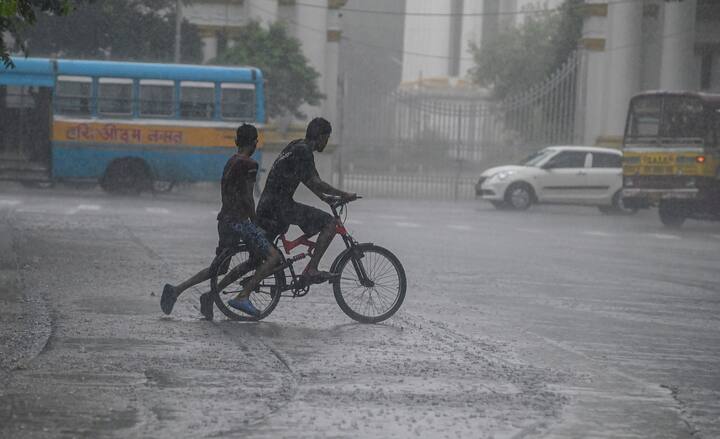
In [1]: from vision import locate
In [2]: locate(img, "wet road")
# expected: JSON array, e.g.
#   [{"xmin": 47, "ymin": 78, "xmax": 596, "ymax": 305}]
[{"xmin": 1, "ymin": 184, "xmax": 719, "ymax": 438}]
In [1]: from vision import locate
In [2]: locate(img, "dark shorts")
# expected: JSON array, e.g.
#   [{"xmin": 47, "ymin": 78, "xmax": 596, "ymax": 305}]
[
  {"xmin": 257, "ymin": 200, "xmax": 333, "ymax": 240},
  {"xmin": 217, "ymin": 219, "xmax": 272, "ymax": 258}
]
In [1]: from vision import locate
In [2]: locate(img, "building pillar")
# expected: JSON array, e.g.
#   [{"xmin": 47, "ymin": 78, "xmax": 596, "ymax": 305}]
[
  {"xmin": 577, "ymin": 1, "xmax": 609, "ymax": 145},
  {"xmin": 295, "ymin": 0, "xmax": 327, "ymax": 120},
  {"xmin": 660, "ymin": 0, "xmax": 697, "ymax": 90},
  {"xmin": 324, "ymin": 6, "xmax": 342, "ymax": 128},
  {"xmin": 604, "ymin": 0, "xmax": 643, "ymax": 138}
]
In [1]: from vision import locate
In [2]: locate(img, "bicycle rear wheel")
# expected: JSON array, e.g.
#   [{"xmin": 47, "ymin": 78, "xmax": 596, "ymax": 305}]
[
  {"xmin": 332, "ymin": 244, "xmax": 406, "ymax": 323},
  {"xmin": 210, "ymin": 247, "xmax": 285, "ymax": 321}
]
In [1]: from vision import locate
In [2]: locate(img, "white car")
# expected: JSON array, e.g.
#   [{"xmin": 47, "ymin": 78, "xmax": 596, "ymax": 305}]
[{"xmin": 476, "ymin": 146, "xmax": 631, "ymax": 213}]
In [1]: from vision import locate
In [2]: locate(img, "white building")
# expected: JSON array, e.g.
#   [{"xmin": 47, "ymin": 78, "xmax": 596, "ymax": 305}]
[
  {"xmin": 401, "ymin": 0, "xmax": 564, "ymax": 83},
  {"xmin": 580, "ymin": 0, "xmax": 720, "ymax": 146},
  {"xmin": 181, "ymin": 0, "xmax": 345, "ymax": 127}
]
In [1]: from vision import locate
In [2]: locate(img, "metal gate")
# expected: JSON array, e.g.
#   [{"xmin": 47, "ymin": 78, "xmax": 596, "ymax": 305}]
[{"xmin": 336, "ymin": 51, "xmax": 581, "ymax": 199}]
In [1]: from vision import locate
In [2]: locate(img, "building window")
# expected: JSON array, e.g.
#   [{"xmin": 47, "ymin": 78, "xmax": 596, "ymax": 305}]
[
  {"xmin": 55, "ymin": 76, "xmax": 92, "ymax": 116},
  {"xmin": 98, "ymin": 78, "xmax": 133, "ymax": 117},
  {"xmin": 140, "ymin": 80, "xmax": 175, "ymax": 117}
]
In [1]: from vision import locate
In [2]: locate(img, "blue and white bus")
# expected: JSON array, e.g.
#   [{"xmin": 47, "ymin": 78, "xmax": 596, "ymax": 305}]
[{"xmin": 0, "ymin": 58, "xmax": 265, "ymax": 192}]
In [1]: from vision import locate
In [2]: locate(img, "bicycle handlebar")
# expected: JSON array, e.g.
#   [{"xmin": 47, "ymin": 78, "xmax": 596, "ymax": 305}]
[{"xmin": 325, "ymin": 194, "xmax": 362, "ymax": 210}]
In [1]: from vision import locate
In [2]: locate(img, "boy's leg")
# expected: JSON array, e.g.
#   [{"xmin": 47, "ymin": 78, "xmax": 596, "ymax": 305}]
[
  {"xmin": 162, "ymin": 220, "xmax": 232, "ymax": 315},
  {"xmin": 227, "ymin": 220, "xmax": 281, "ymax": 316},
  {"xmin": 288, "ymin": 203, "xmax": 337, "ymax": 282},
  {"xmin": 161, "ymin": 267, "xmax": 211, "ymax": 315},
  {"xmin": 235, "ymin": 247, "xmax": 281, "ymax": 299}
]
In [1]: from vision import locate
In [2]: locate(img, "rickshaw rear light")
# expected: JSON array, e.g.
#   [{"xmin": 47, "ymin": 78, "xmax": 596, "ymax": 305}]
[{"xmin": 696, "ymin": 156, "xmax": 706, "ymax": 163}]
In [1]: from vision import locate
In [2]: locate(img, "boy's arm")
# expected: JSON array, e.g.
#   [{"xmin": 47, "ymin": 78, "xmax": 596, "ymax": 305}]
[
  {"xmin": 305, "ymin": 174, "xmax": 355, "ymax": 201},
  {"xmin": 245, "ymin": 180, "xmax": 257, "ymax": 221}
]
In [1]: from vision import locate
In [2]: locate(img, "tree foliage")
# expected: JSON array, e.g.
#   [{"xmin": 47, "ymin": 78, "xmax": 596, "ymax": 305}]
[
  {"xmin": 17, "ymin": 0, "xmax": 202, "ymax": 63},
  {"xmin": 213, "ymin": 21, "xmax": 324, "ymax": 120},
  {"xmin": 1, "ymin": 0, "xmax": 84, "ymax": 67},
  {"xmin": 470, "ymin": 0, "xmax": 583, "ymax": 100}
]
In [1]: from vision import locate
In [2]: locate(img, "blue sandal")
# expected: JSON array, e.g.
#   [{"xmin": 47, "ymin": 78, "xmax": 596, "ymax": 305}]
[{"xmin": 228, "ymin": 297, "xmax": 260, "ymax": 317}]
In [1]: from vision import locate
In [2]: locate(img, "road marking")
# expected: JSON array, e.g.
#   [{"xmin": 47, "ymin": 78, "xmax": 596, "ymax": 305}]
[
  {"xmin": 67, "ymin": 204, "xmax": 102, "ymax": 215},
  {"xmin": 651, "ymin": 233, "xmax": 680, "ymax": 240},
  {"xmin": 712, "ymin": 234, "xmax": 720, "ymax": 240},
  {"xmin": 395, "ymin": 221, "xmax": 421, "ymax": 228},
  {"xmin": 582, "ymin": 231, "xmax": 614, "ymax": 237},
  {"xmin": 514, "ymin": 227, "xmax": 544, "ymax": 234},
  {"xmin": 0, "ymin": 199, "xmax": 21, "ymax": 206},
  {"xmin": 447, "ymin": 224, "xmax": 472, "ymax": 231},
  {"xmin": 145, "ymin": 207, "xmax": 170, "ymax": 214}
]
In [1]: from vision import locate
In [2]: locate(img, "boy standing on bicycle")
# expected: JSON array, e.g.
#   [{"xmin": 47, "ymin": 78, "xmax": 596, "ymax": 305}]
[{"xmin": 160, "ymin": 124, "xmax": 280, "ymax": 319}]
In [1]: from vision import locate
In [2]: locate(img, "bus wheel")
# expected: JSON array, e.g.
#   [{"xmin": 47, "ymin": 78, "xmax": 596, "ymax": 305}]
[
  {"xmin": 100, "ymin": 158, "xmax": 153, "ymax": 195},
  {"xmin": 153, "ymin": 181, "xmax": 175, "ymax": 193},
  {"xmin": 658, "ymin": 200, "xmax": 686, "ymax": 228}
]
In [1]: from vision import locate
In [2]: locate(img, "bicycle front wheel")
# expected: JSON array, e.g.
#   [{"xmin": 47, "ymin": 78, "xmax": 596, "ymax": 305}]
[
  {"xmin": 332, "ymin": 244, "xmax": 406, "ymax": 323},
  {"xmin": 210, "ymin": 247, "xmax": 285, "ymax": 321}
]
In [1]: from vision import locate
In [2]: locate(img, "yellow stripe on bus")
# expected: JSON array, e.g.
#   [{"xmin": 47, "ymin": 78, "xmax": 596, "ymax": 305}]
[{"xmin": 53, "ymin": 120, "xmax": 241, "ymax": 148}]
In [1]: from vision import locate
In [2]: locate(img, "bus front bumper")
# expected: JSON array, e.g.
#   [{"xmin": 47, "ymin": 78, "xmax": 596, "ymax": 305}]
[{"xmin": 622, "ymin": 188, "xmax": 699, "ymax": 204}]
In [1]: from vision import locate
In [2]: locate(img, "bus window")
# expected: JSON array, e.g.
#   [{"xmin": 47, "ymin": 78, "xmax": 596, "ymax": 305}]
[
  {"xmin": 98, "ymin": 78, "xmax": 133, "ymax": 117},
  {"xmin": 55, "ymin": 76, "xmax": 92, "ymax": 116},
  {"xmin": 627, "ymin": 96, "xmax": 661, "ymax": 139},
  {"xmin": 180, "ymin": 81, "xmax": 214, "ymax": 119},
  {"xmin": 661, "ymin": 96, "xmax": 705, "ymax": 141},
  {"xmin": 140, "ymin": 79, "xmax": 174, "ymax": 117},
  {"xmin": 221, "ymin": 83, "xmax": 255, "ymax": 120}
]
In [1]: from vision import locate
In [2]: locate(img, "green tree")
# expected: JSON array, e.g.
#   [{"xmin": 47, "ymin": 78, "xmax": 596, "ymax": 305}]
[
  {"xmin": 213, "ymin": 21, "xmax": 324, "ymax": 119},
  {"xmin": 18, "ymin": 0, "xmax": 202, "ymax": 63},
  {"xmin": 470, "ymin": 0, "xmax": 583, "ymax": 99},
  {"xmin": 1, "ymin": 0, "xmax": 89, "ymax": 67}
]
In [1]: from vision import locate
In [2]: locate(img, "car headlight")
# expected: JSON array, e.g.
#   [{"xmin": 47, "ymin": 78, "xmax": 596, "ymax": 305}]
[{"xmin": 488, "ymin": 171, "xmax": 516, "ymax": 183}]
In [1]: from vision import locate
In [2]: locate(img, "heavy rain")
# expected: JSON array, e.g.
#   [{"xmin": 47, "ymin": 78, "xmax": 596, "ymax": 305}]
[{"xmin": 1, "ymin": 0, "xmax": 719, "ymax": 438}]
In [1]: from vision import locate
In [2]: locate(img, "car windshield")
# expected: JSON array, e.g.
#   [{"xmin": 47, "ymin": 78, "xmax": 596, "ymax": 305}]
[{"xmin": 520, "ymin": 149, "xmax": 555, "ymax": 167}]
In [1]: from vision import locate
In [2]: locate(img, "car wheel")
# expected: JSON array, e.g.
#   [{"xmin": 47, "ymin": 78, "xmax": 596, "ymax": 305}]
[{"xmin": 504, "ymin": 182, "xmax": 533, "ymax": 210}]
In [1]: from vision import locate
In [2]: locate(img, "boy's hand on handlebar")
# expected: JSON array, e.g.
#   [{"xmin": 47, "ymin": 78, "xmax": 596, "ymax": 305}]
[{"xmin": 341, "ymin": 192, "xmax": 358, "ymax": 202}]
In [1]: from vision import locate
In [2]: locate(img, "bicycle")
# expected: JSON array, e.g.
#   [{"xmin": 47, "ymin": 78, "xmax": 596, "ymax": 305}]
[{"xmin": 208, "ymin": 196, "xmax": 407, "ymax": 323}]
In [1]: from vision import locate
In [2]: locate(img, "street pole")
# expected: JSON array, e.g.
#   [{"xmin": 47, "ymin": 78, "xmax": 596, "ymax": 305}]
[
  {"xmin": 174, "ymin": 0, "xmax": 183, "ymax": 63},
  {"xmin": 337, "ymin": 72, "xmax": 347, "ymax": 190}
]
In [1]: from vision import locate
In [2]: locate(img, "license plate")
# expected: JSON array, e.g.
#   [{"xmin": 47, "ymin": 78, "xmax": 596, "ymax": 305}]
[{"xmin": 641, "ymin": 154, "xmax": 675, "ymax": 165}]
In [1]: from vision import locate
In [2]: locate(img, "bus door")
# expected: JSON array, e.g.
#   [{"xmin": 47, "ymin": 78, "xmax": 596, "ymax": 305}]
[{"xmin": 0, "ymin": 84, "xmax": 53, "ymax": 180}]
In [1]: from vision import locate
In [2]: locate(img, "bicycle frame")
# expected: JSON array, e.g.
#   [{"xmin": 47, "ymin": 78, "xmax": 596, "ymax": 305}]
[{"xmin": 271, "ymin": 200, "xmax": 373, "ymax": 297}]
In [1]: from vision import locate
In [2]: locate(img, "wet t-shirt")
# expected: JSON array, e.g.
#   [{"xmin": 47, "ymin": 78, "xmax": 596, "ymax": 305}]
[
  {"xmin": 259, "ymin": 139, "xmax": 318, "ymax": 205},
  {"xmin": 217, "ymin": 154, "xmax": 258, "ymax": 222}
]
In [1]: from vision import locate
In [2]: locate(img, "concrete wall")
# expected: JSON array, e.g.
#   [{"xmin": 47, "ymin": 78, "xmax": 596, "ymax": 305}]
[{"xmin": 402, "ymin": 0, "xmax": 453, "ymax": 82}]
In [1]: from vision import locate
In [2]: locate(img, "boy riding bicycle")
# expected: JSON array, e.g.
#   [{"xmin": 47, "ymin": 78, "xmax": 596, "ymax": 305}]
[{"xmin": 256, "ymin": 117, "xmax": 356, "ymax": 285}]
